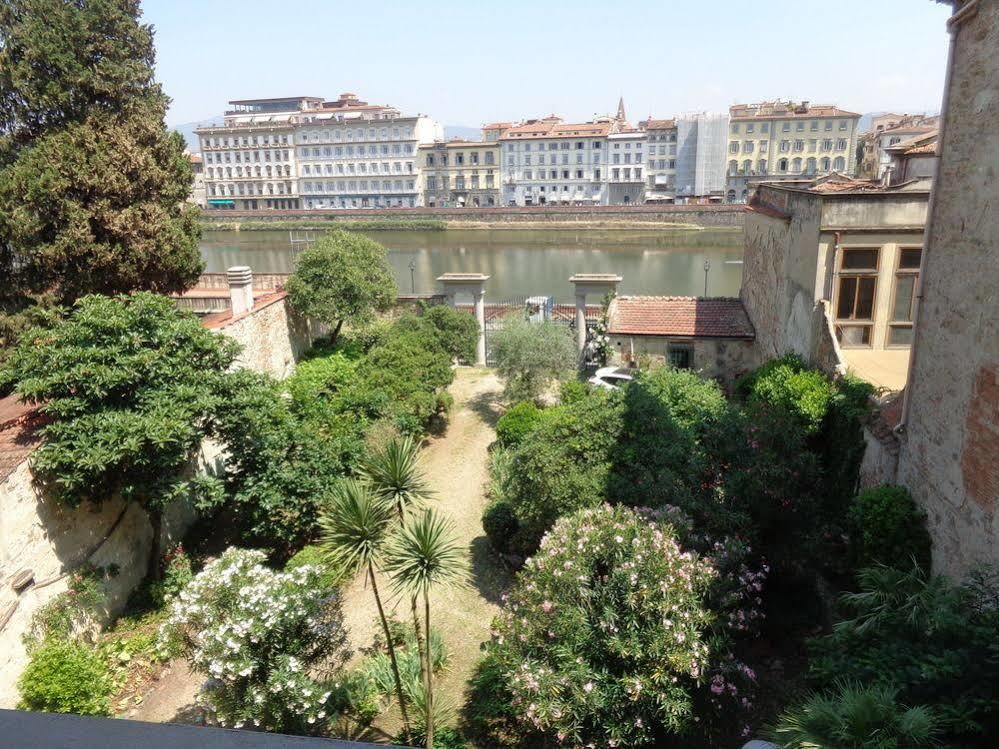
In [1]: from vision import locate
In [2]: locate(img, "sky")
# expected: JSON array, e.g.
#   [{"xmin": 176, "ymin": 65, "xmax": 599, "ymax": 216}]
[{"xmin": 145, "ymin": 0, "xmax": 954, "ymax": 128}]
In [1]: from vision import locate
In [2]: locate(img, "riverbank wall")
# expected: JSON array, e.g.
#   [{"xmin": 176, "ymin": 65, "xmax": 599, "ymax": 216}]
[{"xmin": 200, "ymin": 204, "xmax": 746, "ymax": 231}]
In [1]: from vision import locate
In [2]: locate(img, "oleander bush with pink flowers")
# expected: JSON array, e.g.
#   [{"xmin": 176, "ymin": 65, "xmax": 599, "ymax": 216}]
[{"xmin": 477, "ymin": 505, "xmax": 764, "ymax": 748}]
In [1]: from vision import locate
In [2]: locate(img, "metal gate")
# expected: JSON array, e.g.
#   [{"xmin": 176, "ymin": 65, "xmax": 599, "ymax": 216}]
[{"xmin": 473, "ymin": 295, "xmax": 601, "ymax": 366}]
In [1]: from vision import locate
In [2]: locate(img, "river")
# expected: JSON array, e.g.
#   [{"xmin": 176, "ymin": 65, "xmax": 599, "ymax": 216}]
[{"xmin": 200, "ymin": 228, "xmax": 744, "ymax": 301}]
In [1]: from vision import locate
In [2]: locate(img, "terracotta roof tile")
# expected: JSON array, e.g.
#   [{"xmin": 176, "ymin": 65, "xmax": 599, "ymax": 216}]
[
  {"xmin": 0, "ymin": 395, "xmax": 45, "ymax": 484},
  {"xmin": 608, "ymin": 297, "xmax": 755, "ymax": 339},
  {"xmin": 641, "ymin": 118, "xmax": 676, "ymax": 130},
  {"xmin": 201, "ymin": 290, "xmax": 289, "ymax": 330}
]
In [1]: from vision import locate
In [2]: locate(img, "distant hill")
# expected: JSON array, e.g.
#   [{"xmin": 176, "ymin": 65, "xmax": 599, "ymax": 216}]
[
  {"xmin": 171, "ymin": 117, "xmax": 222, "ymax": 153},
  {"xmin": 444, "ymin": 125, "xmax": 482, "ymax": 141}
]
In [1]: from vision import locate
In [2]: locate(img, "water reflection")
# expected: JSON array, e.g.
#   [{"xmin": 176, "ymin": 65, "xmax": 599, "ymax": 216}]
[{"xmin": 200, "ymin": 228, "xmax": 744, "ymax": 300}]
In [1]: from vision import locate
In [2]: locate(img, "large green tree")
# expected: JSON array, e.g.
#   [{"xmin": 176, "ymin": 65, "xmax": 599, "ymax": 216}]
[
  {"xmin": 286, "ymin": 230, "xmax": 398, "ymax": 344},
  {"xmin": 0, "ymin": 0, "xmax": 202, "ymax": 344}
]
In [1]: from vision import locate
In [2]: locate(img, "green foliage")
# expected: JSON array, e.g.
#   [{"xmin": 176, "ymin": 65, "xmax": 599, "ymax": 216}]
[
  {"xmin": 0, "ymin": 293, "xmax": 238, "ymax": 509},
  {"xmin": 741, "ymin": 354, "xmax": 834, "ymax": 435},
  {"xmin": 211, "ymin": 370, "xmax": 352, "ymax": 552},
  {"xmin": 361, "ymin": 628, "xmax": 448, "ymax": 704},
  {"xmin": 495, "ymin": 401, "xmax": 544, "ymax": 448},
  {"xmin": 482, "ymin": 500, "xmax": 519, "ymax": 555},
  {"xmin": 148, "ymin": 544, "xmax": 193, "ymax": 607},
  {"xmin": 491, "ymin": 316, "xmax": 577, "ymax": 402},
  {"xmin": 0, "ymin": 0, "xmax": 202, "ymax": 322},
  {"xmin": 17, "ymin": 638, "xmax": 112, "ymax": 716},
  {"xmin": 25, "ymin": 570, "xmax": 105, "ymax": 650},
  {"xmin": 161, "ymin": 548, "xmax": 353, "ymax": 735},
  {"xmin": 808, "ymin": 565, "xmax": 999, "ymax": 747},
  {"xmin": 285, "ymin": 230, "xmax": 397, "ymax": 336},
  {"xmin": 771, "ymin": 682, "xmax": 940, "ymax": 749},
  {"xmin": 285, "ymin": 545, "xmax": 343, "ymax": 589},
  {"xmin": 849, "ymin": 486, "xmax": 932, "ymax": 572},
  {"xmin": 558, "ymin": 378, "xmax": 589, "ymax": 405},
  {"xmin": 421, "ymin": 303, "xmax": 479, "ymax": 364},
  {"xmin": 463, "ymin": 652, "xmax": 537, "ymax": 748},
  {"xmin": 489, "ymin": 505, "xmax": 722, "ymax": 747}
]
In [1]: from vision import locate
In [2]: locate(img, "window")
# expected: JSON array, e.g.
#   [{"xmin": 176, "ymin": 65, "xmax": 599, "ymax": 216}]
[
  {"xmin": 796, "ymin": 122, "xmax": 805, "ymax": 131},
  {"xmin": 731, "ymin": 123, "xmax": 740, "ymax": 134},
  {"xmin": 667, "ymin": 343, "xmax": 693, "ymax": 369},
  {"xmin": 835, "ymin": 248, "xmax": 879, "ymax": 347},
  {"xmin": 794, "ymin": 139, "xmax": 804, "ymax": 152},
  {"xmin": 746, "ymin": 123, "xmax": 755, "ymax": 133},
  {"xmin": 743, "ymin": 141, "xmax": 754, "ymax": 153},
  {"xmin": 889, "ymin": 248, "xmax": 922, "ymax": 346},
  {"xmin": 833, "ymin": 156, "xmax": 846, "ymax": 171},
  {"xmin": 780, "ymin": 140, "xmax": 790, "ymax": 152},
  {"xmin": 777, "ymin": 158, "xmax": 788, "ymax": 172},
  {"xmin": 729, "ymin": 142, "xmax": 739, "ymax": 154}
]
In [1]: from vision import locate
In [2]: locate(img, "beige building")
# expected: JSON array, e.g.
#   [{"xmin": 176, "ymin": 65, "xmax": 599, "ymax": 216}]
[
  {"xmin": 741, "ymin": 175, "xmax": 931, "ymax": 391},
  {"xmin": 856, "ymin": 114, "xmax": 938, "ymax": 179},
  {"xmin": 186, "ymin": 153, "xmax": 206, "ymax": 209},
  {"xmin": 897, "ymin": 0, "xmax": 999, "ymax": 577},
  {"xmin": 418, "ymin": 139, "xmax": 500, "ymax": 207},
  {"xmin": 727, "ymin": 100, "xmax": 861, "ymax": 202},
  {"xmin": 641, "ymin": 118, "xmax": 678, "ymax": 201},
  {"xmin": 606, "ymin": 296, "xmax": 757, "ymax": 389},
  {"xmin": 884, "ymin": 130, "xmax": 939, "ymax": 185}
]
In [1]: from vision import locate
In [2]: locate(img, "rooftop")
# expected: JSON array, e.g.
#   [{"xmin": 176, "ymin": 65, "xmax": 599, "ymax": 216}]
[
  {"xmin": 730, "ymin": 100, "xmax": 860, "ymax": 121},
  {"xmin": 501, "ymin": 117, "xmax": 616, "ymax": 140},
  {"xmin": 640, "ymin": 118, "xmax": 677, "ymax": 130},
  {"xmin": 608, "ymin": 296, "xmax": 755, "ymax": 340}
]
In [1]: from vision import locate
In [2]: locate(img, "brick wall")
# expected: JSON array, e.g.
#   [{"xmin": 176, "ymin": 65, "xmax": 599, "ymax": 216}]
[{"xmin": 897, "ymin": 0, "xmax": 999, "ymax": 577}]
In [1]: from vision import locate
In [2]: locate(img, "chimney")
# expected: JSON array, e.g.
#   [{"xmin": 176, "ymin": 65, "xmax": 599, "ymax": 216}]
[{"xmin": 227, "ymin": 266, "xmax": 254, "ymax": 316}]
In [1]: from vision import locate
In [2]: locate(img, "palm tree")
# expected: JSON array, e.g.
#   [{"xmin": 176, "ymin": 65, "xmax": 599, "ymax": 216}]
[
  {"xmin": 383, "ymin": 509, "xmax": 465, "ymax": 749},
  {"xmin": 362, "ymin": 436, "xmax": 434, "ymax": 667},
  {"xmin": 318, "ymin": 479, "xmax": 412, "ymax": 740}
]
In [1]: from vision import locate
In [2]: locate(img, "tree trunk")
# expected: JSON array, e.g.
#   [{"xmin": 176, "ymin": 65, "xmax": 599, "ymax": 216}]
[
  {"xmin": 330, "ymin": 319, "xmax": 344, "ymax": 345},
  {"xmin": 147, "ymin": 504, "xmax": 163, "ymax": 582},
  {"xmin": 424, "ymin": 590, "xmax": 434, "ymax": 749},
  {"xmin": 396, "ymin": 505, "xmax": 427, "ymax": 675},
  {"xmin": 369, "ymin": 563, "xmax": 411, "ymax": 740}
]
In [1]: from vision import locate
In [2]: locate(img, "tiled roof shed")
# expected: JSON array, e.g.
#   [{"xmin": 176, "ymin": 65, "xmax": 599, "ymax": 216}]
[{"xmin": 608, "ymin": 296, "xmax": 756, "ymax": 340}]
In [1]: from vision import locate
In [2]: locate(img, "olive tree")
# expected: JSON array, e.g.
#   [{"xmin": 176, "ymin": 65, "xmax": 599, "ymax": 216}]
[{"xmin": 490, "ymin": 316, "xmax": 577, "ymax": 402}]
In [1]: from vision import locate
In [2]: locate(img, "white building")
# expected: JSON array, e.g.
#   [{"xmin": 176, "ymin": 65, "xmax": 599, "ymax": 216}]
[
  {"xmin": 500, "ymin": 115, "xmax": 620, "ymax": 206},
  {"xmin": 642, "ymin": 118, "xmax": 678, "ymax": 202},
  {"xmin": 296, "ymin": 93, "xmax": 442, "ymax": 209},
  {"xmin": 604, "ymin": 130, "xmax": 645, "ymax": 205}
]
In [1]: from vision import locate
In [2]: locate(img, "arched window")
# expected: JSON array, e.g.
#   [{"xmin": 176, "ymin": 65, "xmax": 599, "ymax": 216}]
[
  {"xmin": 792, "ymin": 157, "xmax": 802, "ymax": 172},
  {"xmin": 778, "ymin": 158, "xmax": 788, "ymax": 172},
  {"xmin": 806, "ymin": 157, "xmax": 816, "ymax": 175},
  {"xmin": 728, "ymin": 159, "xmax": 738, "ymax": 175},
  {"xmin": 742, "ymin": 159, "xmax": 752, "ymax": 174},
  {"xmin": 833, "ymin": 156, "xmax": 846, "ymax": 171},
  {"xmin": 821, "ymin": 157, "xmax": 831, "ymax": 171},
  {"xmin": 758, "ymin": 159, "xmax": 767, "ymax": 173},
  {"xmin": 726, "ymin": 189, "xmax": 736, "ymax": 201}
]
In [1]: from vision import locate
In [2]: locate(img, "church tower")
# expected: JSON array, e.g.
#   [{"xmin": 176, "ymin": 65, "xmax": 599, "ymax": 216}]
[{"xmin": 616, "ymin": 96, "xmax": 626, "ymax": 122}]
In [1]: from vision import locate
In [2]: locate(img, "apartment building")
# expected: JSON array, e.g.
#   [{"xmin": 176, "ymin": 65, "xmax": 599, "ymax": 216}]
[
  {"xmin": 856, "ymin": 114, "xmax": 939, "ymax": 180},
  {"xmin": 418, "ymin": 139, "xmax": 500, "ymax": 207},
  {"xmin": 186, "ymin": 153, "xmax": 206, "ymax": 209},
  {"xmin": 500, "ymin": 116, "xmax": 620, "ymax": 206},
  {"xmin": 604, "ymin": 130, "xmax": 646, "ymax": 205},
  {"xmin": 727, "ymin": 100, "xmax": 861, "ymax": 202},
  {"xmin": 641, "ymin": 118, "xmax": 678, "ymax": 201},
  {"xmin": 198, "ymin": 96, "xmax": 312, "ymax": 210},
  {"xmin": 296, "ymin": 93, "xmax": 442, "ymax": 209}
]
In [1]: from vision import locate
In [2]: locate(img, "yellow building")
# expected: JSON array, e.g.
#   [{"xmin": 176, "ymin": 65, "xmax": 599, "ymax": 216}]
[
  {"xmin": 417, "ymin": 139, "xmax": 501, "ymax": 207},
  {"xmin": 727, "ymin": 100, "xmax": 860, "ymax": 202}
]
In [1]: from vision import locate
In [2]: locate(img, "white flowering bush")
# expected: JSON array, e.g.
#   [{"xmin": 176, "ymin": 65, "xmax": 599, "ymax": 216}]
[
  {"xmin": 489, "ymin": 505, "xmax": 754, "ymax": 747},
  {"xmin": 159, "ymin": 548, "xmax": 354, "ymax": 734}
]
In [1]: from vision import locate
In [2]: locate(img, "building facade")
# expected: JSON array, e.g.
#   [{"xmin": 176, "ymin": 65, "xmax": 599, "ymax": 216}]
[
  {"xmin": 604, "ymin": 130, "xmax": 646, "ymax": 205},
  {"xmin": 197, "ymin": 96, "xmax": 310, "ymax": 210},
  {"xmin": 641, "ymin": 118, "xmax": 678, "ymax": 201},
  {"xmin": 187, "ymin": 153, "xmax": 206, "ymax": 209},
  {"xmin": 856, "ymin": 114, "xmax": 938, "ymax": 179},
  {"xmin": 741, "ymin": 176, "xmax": 930, "ymax": 392},
  {"xmin": 296, "ymin": 93, "xmax": 442, "ymax": 209},
  {"xmin": 418, "ymin": 139, "xmax": 500, "ymax": 207},
  {"xmin": 500, "ymin": 115, "xmax": 617, "ymax": 206},
  {"xmin": 897, "ymin": 0, "xmax": 999, "ymax": 578},
  {"xmin": 727, "ymin": 100, "xmax": 861, "ymax": 202},
  {"xmin": 675, "ymin": 113, "xmax": 730, "ymax": 202}
]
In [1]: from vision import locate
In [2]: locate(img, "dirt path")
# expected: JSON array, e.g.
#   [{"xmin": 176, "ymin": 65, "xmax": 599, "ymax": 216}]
[
  {"xmin": 340, "ymin": 367, "xmax": 511, "ymax": 735},
  {"xmin": 130, "ymin": 368, "xmax": 511, "ymax": 734}
]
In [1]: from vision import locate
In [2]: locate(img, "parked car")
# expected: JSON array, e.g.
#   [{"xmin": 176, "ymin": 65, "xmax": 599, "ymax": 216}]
[{"xmin": 587, "ymin": 366, "xmax": 634, "ymax": 390}]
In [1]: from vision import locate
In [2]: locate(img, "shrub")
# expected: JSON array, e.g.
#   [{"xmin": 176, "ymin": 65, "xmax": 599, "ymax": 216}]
[
  {"xmin": 808, "ymin": 565, "xmax": 999, "ymax": 747},
  {"xmin": 740, "ymin": 353, "xmax": 834, "ymax": 435},
  {"xmin": 849, "ymin": 485, "xmax": 932, "ymax": 572},
  {"xmin": 24, "ymin": 570, "xmax": 104, "ymax": 649},
  {"xmin": 148, "ymin": 544, "xmax": 194, "ymax": 606},
  {"xmin": 462, "ymin": 651, "xmax": 537, "ymax": 748},
  {"xmin": 491, "ymin": 316, "xmax": 577, "ymax": 402},
  {"xmin": 160, "ymin": 548, "xmax": 353, "ymax": 734},
  {"xmin": 501, "ymin": 392, "xmax": 622, "ymax": 553},
  {"xmin": 421, "ymin": 303, "xmax": 479, "ymax": 364},
  {"xmin": 399, "ymin": 725, "xmax": 468, "ymax": 749},
  {"xmin": 285, "ymin": 544, "xmax": 343, "ymax": 589},
  {"xmin": 482, "ymin": 500, "xmax": 519, "ymax": 555},
  {"xmin": 489, "ymin": 505, "xmax": 722, "ymax": 747},
  {"xmin": 18, "ymin": 638, "xmax": 112, "ymax": 716},
  {"xmin": 558, "ymin": 378, "xmax": 589, "ymax": 405},
  {"xmin": 771, "ymin": 682, "xmax": 940, "ymax": 749},
  {"xmin": 495, "ymin": 401, "xmax": 544, "ymax": 448}
]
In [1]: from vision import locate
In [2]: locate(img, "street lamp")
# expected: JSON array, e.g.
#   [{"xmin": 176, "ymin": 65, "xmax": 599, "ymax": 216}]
[
  {"xmin": 703, "ymin": 259, "xmax": 711, "ymax": 297},
  {"xmin": 409, "ymin": 259, "xmax": 416, "ymax": 294}
]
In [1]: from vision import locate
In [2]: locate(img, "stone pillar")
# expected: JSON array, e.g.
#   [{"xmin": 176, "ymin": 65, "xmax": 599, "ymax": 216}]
[
  {"xmin": 575, "ymin": 293, "xmax": 588, "ymax": 352},
  {"xmin": 227, "ymin": 266, "xmax": 254, "ymax": 316},
  {"xmin": 474, "ymin": 290, "xmax": 487, "ymax": 366},
  {"xmin": 437, "ymin": 273, "xmax": 490, "ymax": 367}
]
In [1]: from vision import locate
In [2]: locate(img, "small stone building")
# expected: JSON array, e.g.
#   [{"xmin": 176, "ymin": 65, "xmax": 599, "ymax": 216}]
[{"xmin": 606, "ymin": 296, "xmax": 757, "ymax": 388}]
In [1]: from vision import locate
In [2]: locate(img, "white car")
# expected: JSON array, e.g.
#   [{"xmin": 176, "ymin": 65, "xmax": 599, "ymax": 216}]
[{"xmin": 587, "ymin": 366, "xmax": 635, "ymax": 390}]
